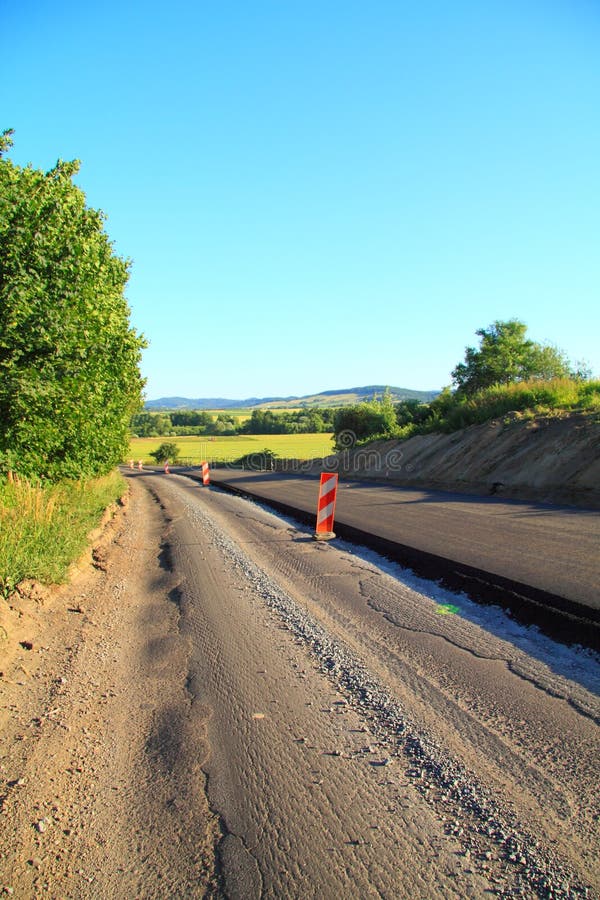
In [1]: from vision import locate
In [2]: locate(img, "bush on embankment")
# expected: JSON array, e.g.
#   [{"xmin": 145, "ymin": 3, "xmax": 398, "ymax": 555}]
[
  {"xmin": 411, "ymin": 378, "xmax": 600, "ymax": 437},
  {"xmin": 332, "ymin": 378, "xmax": 600, "ymax": 450},
  {"xmin": 0, "ymin": 471, "xmax": 126, "ymax": 598}
]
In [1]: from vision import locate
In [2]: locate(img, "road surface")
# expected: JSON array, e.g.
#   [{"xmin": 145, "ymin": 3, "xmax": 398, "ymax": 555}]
[
  {"xmin": 2, "ymin": 471, "xmax": 598, "ymax": 898},
  {"xmin": 203, "ymin": 469, "xmax": 600, "ymax": 639},
  {"xmin": 142, "ymin": 472, "xmax": 600, "ymax": 895}
]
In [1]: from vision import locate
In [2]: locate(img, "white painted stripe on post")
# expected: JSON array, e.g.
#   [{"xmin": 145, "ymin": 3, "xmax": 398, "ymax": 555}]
[
  {"xmin": 318, "ymin": 501, "xmax": 335, "ymax": 525},
  {"xmin": 320, "ymin": 478, "xmax": 337, "ymax": 499}
]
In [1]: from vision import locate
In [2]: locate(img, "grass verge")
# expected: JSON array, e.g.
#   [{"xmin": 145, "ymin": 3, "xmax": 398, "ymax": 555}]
[
  {"xmin": 0, "ymin": 470, "xmax": 126, "ymax": 597},
  {"xmin": 392, "ymin": 378, "xmax": 600, "ymax": 443}
]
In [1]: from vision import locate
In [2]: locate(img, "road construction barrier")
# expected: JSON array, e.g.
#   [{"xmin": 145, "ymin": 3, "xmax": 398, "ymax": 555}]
[
  {"xmin": 314, "ymin": 472, "xmax": 338, "ymax": 540},
  {"xmin": 201, "ymin": 461, "xmax": 210, "ymax": 486},
  {"xmin": 164, "ymin": 462, "xmax": 170, "ymax": 474}
]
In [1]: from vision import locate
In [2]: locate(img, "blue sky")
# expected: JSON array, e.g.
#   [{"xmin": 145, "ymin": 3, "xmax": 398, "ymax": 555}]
[{"xmin": 2, "ymin": 0, "xmax": 599, "ymax": 400}]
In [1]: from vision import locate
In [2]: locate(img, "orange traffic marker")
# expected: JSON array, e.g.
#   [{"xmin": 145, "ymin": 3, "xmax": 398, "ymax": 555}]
[{"xmin": 314, "ymin": 472, "xmax": 338, "ymax": 540}]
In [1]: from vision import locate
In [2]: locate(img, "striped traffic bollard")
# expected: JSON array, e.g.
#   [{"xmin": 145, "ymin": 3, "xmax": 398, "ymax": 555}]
[
  {"xmin": 313, "ymin": 472, "xmax": 338, "ymax": 541},
  {"xmin": 201, "ymin": 461, "xmax": 210, "ymax": 486},
  {"xmin": 164, "ymin": 462, "xmax": 170, "ymax": 474}
]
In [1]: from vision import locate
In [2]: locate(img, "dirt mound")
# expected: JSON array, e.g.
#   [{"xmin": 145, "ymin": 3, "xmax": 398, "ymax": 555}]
[{"xmin": 322, "ymin": 412, "xmax": 600, "ymax": 508}]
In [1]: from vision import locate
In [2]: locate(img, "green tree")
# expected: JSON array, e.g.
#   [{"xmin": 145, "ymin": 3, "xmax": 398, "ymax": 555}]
[
  {"xmin": 451, "ymin": 319, "xmax": 570, "ymax": 396},
  {"xmin": 170, "ymin": 410, "xmax": 213, "ymax": 428},
  {"xmin": 242, "ymin": 409, "xmax": 282, "ymax": 434},
  {"xmin": 333, "ymin": 390, "xmax": 398, "ymax": 450},
  {"xmin": 395, "ymin": 399, "xmax": 431, "ymax": 428},
  {"xmin": 0, "ymin": 130, "xmax": 146, "ymax": 479},
  {"xmin": 150, "ymin": 441, "xmax": 179, "ymax": 464},
  {"xmin": 130, "ymin": 412, "xmax": 173, "ymax": 437}
]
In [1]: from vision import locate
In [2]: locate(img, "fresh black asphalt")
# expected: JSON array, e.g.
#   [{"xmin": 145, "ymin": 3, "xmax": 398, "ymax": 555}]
[{"xmin": 204, "ymin": 469, "xmax": 600, "ymax": 649}]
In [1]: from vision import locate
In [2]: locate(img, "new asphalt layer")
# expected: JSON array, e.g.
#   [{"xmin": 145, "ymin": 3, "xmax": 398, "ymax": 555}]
[{"xmin": 197, "ymin": 469, "xmax": 600, "ymax": 649}]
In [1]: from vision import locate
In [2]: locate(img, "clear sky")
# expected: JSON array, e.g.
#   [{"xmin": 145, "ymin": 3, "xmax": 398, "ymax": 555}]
[{"xmin": 2, "ymin": 0, "xmax": 599, "ymax": 400}]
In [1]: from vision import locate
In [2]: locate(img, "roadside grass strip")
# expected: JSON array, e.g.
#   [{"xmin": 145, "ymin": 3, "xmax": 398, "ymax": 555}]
[{"xmin": 0, "ymin": 471, "xmax": 126, "ymax": 596}]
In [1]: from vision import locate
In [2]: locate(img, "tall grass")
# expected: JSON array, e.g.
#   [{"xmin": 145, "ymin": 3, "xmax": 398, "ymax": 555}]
[
  {"xmin": 0, "ymin": 471, "xmax": 126, "ymax": 597},
  {"xmin": 392, "ymin": 378, "xmax": 600, "ymax": 442},
  {"xmin": 444, "ymin": 378, "xmax": 600, "ymax": 431}
]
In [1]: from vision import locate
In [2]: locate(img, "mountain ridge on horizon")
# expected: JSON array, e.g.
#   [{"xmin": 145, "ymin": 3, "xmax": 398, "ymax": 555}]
[{"xmin": 145, "ymin": 385, "xmax": 440, "ymax": 410}]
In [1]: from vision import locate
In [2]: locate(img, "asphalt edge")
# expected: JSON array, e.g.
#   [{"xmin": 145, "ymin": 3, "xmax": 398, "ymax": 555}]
[{"xmin": 183, "ymin": 471, "xmax": 599, "ymax": 653}]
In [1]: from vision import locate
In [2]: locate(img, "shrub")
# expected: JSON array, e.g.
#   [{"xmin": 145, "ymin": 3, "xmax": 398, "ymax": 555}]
[{"xmin": 150, "ymin": 442, "xmax": 180, "ymax": 463}]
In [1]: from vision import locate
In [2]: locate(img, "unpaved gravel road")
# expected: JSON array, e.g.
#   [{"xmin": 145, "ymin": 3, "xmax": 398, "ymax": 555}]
[{"xmin": 1, "ymin": 472, "xmax": 599, "ymax": 898}]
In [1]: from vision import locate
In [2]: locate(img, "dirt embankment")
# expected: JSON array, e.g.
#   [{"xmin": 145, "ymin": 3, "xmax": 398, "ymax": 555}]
[{"xmin": 310, "ymin": 412, "xmax": 600, "ymax": 509}]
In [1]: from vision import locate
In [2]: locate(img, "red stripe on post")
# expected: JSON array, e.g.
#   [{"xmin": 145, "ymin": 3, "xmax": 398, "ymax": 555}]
[{"xmin": 201, "ymin": 461, "xmax": 210, "ymax": 485}]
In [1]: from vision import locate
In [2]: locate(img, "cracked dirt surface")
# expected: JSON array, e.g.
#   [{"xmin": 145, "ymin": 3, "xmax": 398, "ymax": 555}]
[{"xmin": 1, "ymin": 471, "xmax": 599, "ymax": 898}]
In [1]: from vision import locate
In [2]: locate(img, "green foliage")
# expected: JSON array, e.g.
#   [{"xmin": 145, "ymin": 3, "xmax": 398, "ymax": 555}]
[
  {"xmin": 328, "ymin": 377, "xmax": 600, "ymax": 451},
  {"xmin": 150, "ymin": 441, "xmax": 180, "ymax": 463},
  {"xmin": 170, "ymin": 410, "xmax": 213, "ymax": 428},
  {"xmin": 131, "ymin": 406, "xmax": 333, "ymax": 438},
  {"xmin": 0, "ymin": 131, "xmax": 145, "ymax": 480},
  {"xmin": 130, "ymin": 412, "xmax": 174, "ymax": 437},
  {"xmin": 333, "ymin": 390, "xmax": 398, "ymax": 450},
  {"xmin": 0, "ymin": 471, "xmax": 126, "ymax": 592},
  {"xmin": 451, "ymin": 319, "xmax": 571, "ymax": 396},
  {"xmin": 576, "ymin": 380, "xmax": 600, "ymax": 408},
  {"xmin": 241, "ymin": 408, "xmax": 330, "ymax": 434},
  {"xmin": 395, "ymin": 399, "xmax": 433, "ymax": 428},
  {"xmin": 235, "ymin": 448, "xmax": 278, "ymax": 469}
]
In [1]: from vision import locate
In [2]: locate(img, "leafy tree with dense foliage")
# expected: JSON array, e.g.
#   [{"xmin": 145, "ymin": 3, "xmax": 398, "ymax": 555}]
[
  {"xmin": 170, "ymin": 410, "xmax": 213, "ymax": 428},
  {"xmin": 395, "ymin": 399, "xmax": 432, "ymax": 428},
  {"xmin": 0, "ymin": 130, "xmax": 146, "ymax": 479},
  {"xmin": 242, "ymin": 407, "xmax": 330, "ymax": 435},
  {"xmin": 130, "ymin": 411, "xmax": 174, "ymax": 437},
  {"xmin": 332, "ymin": 390, "xmax": 398, "ymax": 450},
  {"xmin": 150, "ymin": 441, "xmax": 180, "ymax": 464},
  {"xmin": 451, "ymin": 319, "xmax": 571, "ymax": 396}
]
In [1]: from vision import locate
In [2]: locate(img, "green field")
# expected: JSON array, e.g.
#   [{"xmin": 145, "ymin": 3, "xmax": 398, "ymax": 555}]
[{"xmin": 126, "ymin": 432, "xmax": 335, "ymax": 465}]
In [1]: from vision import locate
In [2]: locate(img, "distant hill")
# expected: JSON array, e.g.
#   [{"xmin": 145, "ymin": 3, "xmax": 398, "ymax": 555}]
[{"xmin": 145, "ymin": 385, "xmax": 439, "ymax": 410}]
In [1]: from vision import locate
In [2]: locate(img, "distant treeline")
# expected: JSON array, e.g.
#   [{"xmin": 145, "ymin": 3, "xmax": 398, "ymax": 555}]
[
  {"xmin": 130, "ymin": 407, "xmax": 336, "ymax": 437},
  {"xmin": 131, "ymin": 322, "xmax": 598, "ymax": 452},
  {"xmin": 131, "ymin": 377, "xmax": 600, "ymax": 450}
]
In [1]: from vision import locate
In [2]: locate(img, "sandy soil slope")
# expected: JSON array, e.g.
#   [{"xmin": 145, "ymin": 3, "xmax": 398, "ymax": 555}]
[{"xmin": 305, "ymin": 412, "xmax": 600, "ymax": 509}]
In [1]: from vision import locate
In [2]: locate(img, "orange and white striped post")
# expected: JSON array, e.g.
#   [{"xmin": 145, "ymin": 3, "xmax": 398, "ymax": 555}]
[
  {"xmin": 201, "ymin": 461, "xmax": 210, "ymax": 486},
  {"xmin": 314, "ymin": 472, "xmax": 338, "ymax": 540},
  {"xmin": 164, "ymin": 461, "xmax": 170, "ymax": 474}
]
